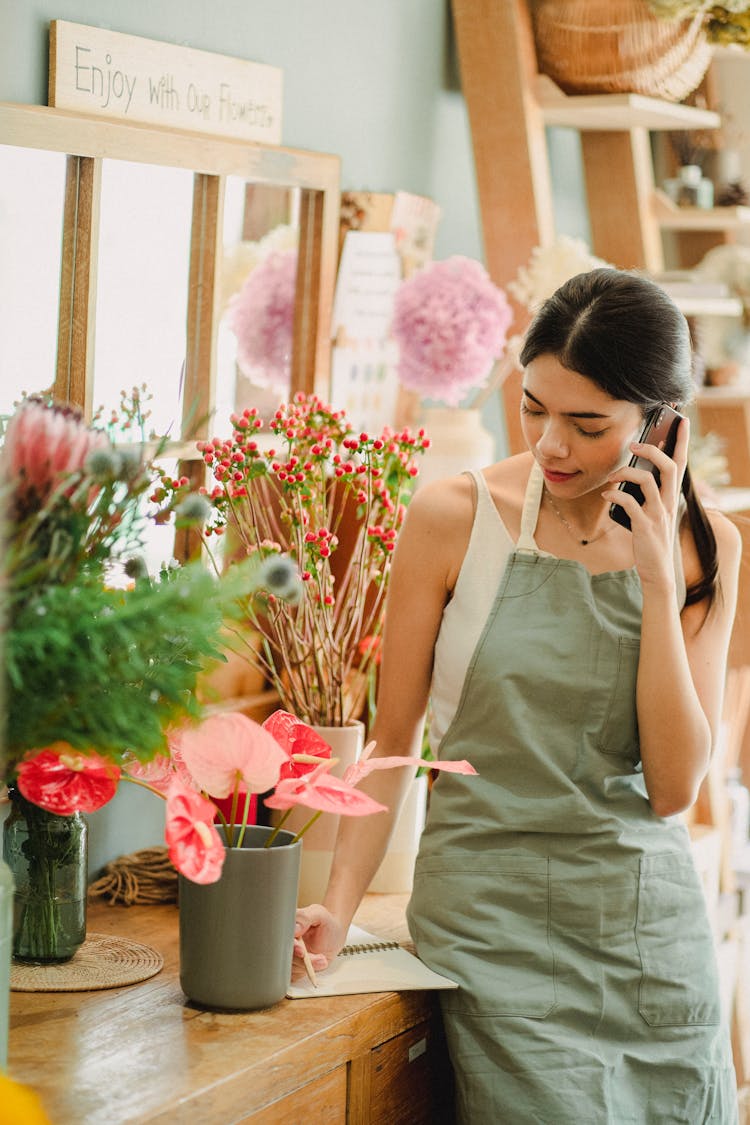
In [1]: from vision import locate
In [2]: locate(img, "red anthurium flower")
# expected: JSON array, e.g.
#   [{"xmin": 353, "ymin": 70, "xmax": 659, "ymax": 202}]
[
  {"xmin": 165, "ymin": 777, "xmax": 225, "ymax": 884},
  {"xmin": 264, "ymin": 760, "xmax": 387, "ymax": 817},
  {"xmin": 16, "ymin": 744, "xmax": 121, "ymax": 815},
  {"xmin": 168, "ymin": 712, "xmax": 286, "ymax": 798},
  {"xmin": 262, "ymin": 710, "xmax": 332, "ymax": 780}
]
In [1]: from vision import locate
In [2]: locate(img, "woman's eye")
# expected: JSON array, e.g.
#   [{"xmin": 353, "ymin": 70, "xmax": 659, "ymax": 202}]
[
  {"xmin": 576, "ymin": 426, "xmax": 606, "ymax": 439},
  {"xmin": 521, "ymin": 402, "xmax": 543, "ymax": 417}
]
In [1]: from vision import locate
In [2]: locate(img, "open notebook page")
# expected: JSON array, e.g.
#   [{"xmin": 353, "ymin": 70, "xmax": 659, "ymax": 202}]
[{"xmin": 286, "ymin": 924, "xmax": 459, "ymax": 999}]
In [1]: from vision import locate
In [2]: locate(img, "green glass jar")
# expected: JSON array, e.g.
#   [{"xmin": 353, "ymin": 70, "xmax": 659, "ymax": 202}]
[
  {"xmin": 2, "ymin": 789, "xmax": 87, "ymax": 963},
  {"xmin": 0, "ymin": 855, "xmax": 13, "ymax": 1069}
]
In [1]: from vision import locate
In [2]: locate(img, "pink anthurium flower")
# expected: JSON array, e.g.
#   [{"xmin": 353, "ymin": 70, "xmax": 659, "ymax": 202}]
[
  {"xmin": 165, "ymin": 777, "xmax": 226, "ymax": 884},
  {"xmin": 16, "ymin": 744, "xmax": 121, "ymax": 814},
  {"xmin": 262, "ymin": 710, "xmax": 332, "ymax": 779},
  {"xmin": 168, "ymin": 712, "xmax": 287, "ymax": 798},
  {"xmin": 264, "ymin": 760, "xmax": 387, "ymax": 817},
  {"xmin": 122, "ymin": 753, "xmax": 174, "ymax": 794},
  {"xmin": 342, "ymin": 740, "xmax": 478, "ymax": 788}
]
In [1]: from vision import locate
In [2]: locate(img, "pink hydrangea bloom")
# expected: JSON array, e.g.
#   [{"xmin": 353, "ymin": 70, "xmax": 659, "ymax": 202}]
[
  {"xmin": 391, "ymin": 256, "xmax": 513, "ymax": 406},
  {"xmin": 227, "ymin": 249, "xmax": 297, "ymax": 393}
]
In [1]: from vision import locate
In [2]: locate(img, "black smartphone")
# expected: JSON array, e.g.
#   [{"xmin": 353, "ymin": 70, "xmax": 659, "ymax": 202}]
[{"xmin": 609, "ymin": 403, "xmax": 685, "ymax": 531}]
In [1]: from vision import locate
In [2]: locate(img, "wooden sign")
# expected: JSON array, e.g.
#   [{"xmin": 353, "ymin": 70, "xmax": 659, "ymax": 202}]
[{"xmin": 49, "ymin": 20, "xmax": 282, "ymax": 144}]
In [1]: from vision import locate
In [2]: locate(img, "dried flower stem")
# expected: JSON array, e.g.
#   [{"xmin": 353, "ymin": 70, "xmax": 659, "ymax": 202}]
[{"xmin": 157, "ymin": 395, "xmax": 427, "ymax": 726}]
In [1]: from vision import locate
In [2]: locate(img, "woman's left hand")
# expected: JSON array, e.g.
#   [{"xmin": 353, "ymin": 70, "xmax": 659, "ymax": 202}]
[{"xmin": 602, "ymin": 415, "xmax": 689, "ymax": 591}]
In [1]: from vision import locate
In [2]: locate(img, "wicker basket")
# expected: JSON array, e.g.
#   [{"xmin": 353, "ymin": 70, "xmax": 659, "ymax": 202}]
[{"xmin": 531, "ymin": 0, "xmax": 712, "ymax": 103}]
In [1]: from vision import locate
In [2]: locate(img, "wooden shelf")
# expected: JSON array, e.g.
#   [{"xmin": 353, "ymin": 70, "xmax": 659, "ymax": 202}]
[
  {"xmin": 697, "ymin": 387, "xmax": 750, "ymax": 405},
  {"xmin": 672, "ymin": 295, "xmax": 743, "ymax": 317},
  {"xmin": 654, "ymin": 189, "xmax": 750, "ymax": 231},
  {"xmin": 535, "ymin": 75, "xmax": 722, "ymax": 132}
]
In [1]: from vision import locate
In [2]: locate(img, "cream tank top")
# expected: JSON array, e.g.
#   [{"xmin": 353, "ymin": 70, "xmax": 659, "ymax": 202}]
[{"xmin": 428, "ymin": 466, "xmax": 687, "ymax": 750}]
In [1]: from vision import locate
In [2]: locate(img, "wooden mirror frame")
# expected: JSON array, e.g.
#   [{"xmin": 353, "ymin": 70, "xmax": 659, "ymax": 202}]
[{"xmin": 0, "ymin": 101, "xmax": 341, "ymax": 451}]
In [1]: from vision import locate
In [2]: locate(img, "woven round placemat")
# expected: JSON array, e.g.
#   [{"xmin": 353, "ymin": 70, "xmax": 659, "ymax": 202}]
[{"xmin": 10, "ymin": 932, "xmax": 163, "ymax": 992}]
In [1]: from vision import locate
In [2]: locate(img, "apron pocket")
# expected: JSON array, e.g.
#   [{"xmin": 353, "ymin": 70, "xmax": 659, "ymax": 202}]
[
  {"xmin": 597, "ymin": 636, "xmax": 640, "ymax": 761},
  {"xmin": 635, "ymin": 852, "xmax": 720, "ymax": 1028},
  {"xmin": 408, "ymin": 853, "xmax": 556, "ymax": 1019}
]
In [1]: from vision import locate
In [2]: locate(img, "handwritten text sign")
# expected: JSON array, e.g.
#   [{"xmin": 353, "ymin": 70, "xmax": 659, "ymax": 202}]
[
  {"xmin": 49, "ymin": 21, "xmax": 282, "ymax": 144},
  {"xmin": 332, "ymin": 232, "xmax": 402, "ymax": 342}
]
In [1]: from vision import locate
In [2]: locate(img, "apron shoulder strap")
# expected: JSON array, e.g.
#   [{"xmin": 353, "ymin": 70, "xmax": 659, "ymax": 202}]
[{"xmin": 517, "ymin": 461, "xmax": 544, "ymax": 553}]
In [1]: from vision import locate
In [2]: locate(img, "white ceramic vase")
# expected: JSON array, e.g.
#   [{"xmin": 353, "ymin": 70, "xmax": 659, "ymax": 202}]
[
  {"xmin": 417, "ymin": 406, "xmax": 496, "ymax": 487},
  {"xmin": 367, "ymin": 774, "xmax": 428, "ymax": 894},
  {"xmin": 276, "ymin": 721, "xmax": 365, "ymax": 905}
]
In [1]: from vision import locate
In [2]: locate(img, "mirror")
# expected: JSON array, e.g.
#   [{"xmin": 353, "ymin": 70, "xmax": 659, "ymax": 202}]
[
  {"xmin": 93, "ymin": 159, "xmax": 194, "ymax": 439},
  {"xmin": 0, "ymin": 102, "xmax": 339, "ymax": 569},
  {"xmin": 216, "ymin": 178, "xmax": 301, "ymax": 430},
  {"xmin": 0, "ymin": 144, "xmax": 67, "ymax": 415},
  {"xmin": 0, "ymin": 102, "xmax": 340, "ymax": 443}
]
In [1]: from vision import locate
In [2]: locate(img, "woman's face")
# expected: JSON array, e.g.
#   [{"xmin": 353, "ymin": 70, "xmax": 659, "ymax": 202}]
[{"xmin": 521, "ymin": 354, "xmax": 645, "ymax": 498}]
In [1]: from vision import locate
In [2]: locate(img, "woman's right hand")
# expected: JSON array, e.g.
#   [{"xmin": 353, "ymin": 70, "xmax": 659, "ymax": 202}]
[{"xmin": 291, "ymin": 904, "xmax": 349, "ymax": 980}]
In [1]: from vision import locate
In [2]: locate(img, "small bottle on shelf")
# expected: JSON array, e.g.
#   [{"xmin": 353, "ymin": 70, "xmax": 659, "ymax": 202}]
[{"xmin": 663, "ymin": 164, "xmax": 714, "ymax": 210}]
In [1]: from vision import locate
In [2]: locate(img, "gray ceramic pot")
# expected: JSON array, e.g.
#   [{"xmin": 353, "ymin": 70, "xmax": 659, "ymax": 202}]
[{"xmin": 178, "ymin": 825, "xmax": 301, "ymax": 1010}]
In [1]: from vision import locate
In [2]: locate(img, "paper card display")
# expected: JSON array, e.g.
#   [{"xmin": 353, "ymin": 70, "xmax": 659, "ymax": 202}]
[
  {"xmin": 331, "ymin": 231, "xmax": 402, "ymax": 343},
  {"xmin": 329, "ymin": 340, "xmax": 400, "ymax": 433}
]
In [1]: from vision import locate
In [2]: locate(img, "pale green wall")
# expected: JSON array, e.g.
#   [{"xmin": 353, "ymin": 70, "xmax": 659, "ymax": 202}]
[
  {"xmin": 0, "ymin": 0, "xmax": 588, "ymax": 261},
  {"xmin": 0, "ymin": 0, "xmax": 589, "ymax": 528},
  {"xmin": 0, "ymin": 0, "xmax": 485, "ymax": 261}
]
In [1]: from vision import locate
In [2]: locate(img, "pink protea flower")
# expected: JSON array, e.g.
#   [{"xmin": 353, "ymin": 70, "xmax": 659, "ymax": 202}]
[
  {"xmin": 227, "ymin": 248, "xmax": 297, "ymax": 393},
  {"xmin": 391, "ymin": 256, "xmax": 513, "ymax": 406},
  {"xmin": 168, "ymin": 712, "xmax": 287, "ymax": 799},
  {"xmin": 16, "ymin": 745, "xmax": 121, "ymax": 815},
  {"xmin": 165, "ymin": 777, "xmax": 226, "ymax": 884},
  {"xmin": 1, "ymin": 396, "xmax": 109, "ymax": 512}
]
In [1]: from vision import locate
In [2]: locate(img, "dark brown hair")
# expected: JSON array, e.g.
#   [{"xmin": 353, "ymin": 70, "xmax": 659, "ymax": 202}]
[{"xmin": 519, "ymin": 268, "xmax": 717, "ymax": 608}]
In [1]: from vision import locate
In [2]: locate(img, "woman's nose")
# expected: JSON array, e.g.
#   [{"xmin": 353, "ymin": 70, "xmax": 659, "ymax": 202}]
[{"xmin": 536, "ymin": 421, "xmax": 569, "ymax": 458}]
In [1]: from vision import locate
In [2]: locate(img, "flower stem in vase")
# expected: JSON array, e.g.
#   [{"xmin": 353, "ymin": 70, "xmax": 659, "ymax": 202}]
[{"xmin": 2, "ymin": 790, "xmax": 87, "ymax": 963}]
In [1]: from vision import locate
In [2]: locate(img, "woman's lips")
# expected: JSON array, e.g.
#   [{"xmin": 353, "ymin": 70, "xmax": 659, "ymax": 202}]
[{"xmin": 541, "ymin": 467, "xmax": 579, "ymax": 484}]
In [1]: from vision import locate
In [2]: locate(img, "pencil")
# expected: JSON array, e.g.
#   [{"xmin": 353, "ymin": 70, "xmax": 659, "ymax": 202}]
[{"xmin": 300, "ymin": 941, "xmax": 318, "ymax": 988}]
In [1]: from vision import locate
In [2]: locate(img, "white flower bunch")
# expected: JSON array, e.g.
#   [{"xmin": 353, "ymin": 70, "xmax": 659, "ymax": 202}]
[
  {"xmin": 507, "ymin": 236, "xmax": 611, "ymax": 314},
  {"xmin": 645, "ymin": 1, "xmax": 712, "ymax": 17}
]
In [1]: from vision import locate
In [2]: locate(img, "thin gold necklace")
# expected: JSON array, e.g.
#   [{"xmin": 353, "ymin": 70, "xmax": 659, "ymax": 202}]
[{"xmin": 545, "ymin": 488, "xmax": 614, "ymax": 547}]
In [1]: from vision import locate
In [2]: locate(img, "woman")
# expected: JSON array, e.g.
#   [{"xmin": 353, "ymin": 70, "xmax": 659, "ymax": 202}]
[{"xmin": 294, "ymin": 268, "xmax": 742, "ymax": 1123}]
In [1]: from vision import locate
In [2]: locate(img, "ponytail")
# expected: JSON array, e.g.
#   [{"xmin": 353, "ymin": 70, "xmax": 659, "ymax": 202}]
[{"xmin": 681, "ymin": 465, "xmax": 719, "ymax": 610}]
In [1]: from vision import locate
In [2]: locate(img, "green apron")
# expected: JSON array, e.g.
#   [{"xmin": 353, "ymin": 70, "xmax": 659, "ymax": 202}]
[{"xmin": 407, "ymin": 463, "xmax": 737, "ymax": 1124}]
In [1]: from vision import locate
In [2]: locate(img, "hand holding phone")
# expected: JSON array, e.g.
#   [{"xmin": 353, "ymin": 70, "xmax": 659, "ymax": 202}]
[{"xmin": 609, "ymin": 404, "xmax": 685, "ymax": 531}]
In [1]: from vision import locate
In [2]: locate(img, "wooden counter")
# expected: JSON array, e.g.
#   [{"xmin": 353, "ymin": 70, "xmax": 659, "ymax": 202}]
[{"xmin": 8, "ymin": 895, "xmax": 454, "ymax": 1124}]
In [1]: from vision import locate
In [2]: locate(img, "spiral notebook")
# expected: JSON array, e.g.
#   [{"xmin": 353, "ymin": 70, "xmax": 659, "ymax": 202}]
[{"xmin": 286, "ymin": 924, "xmax": 459, "ymax": 998}]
